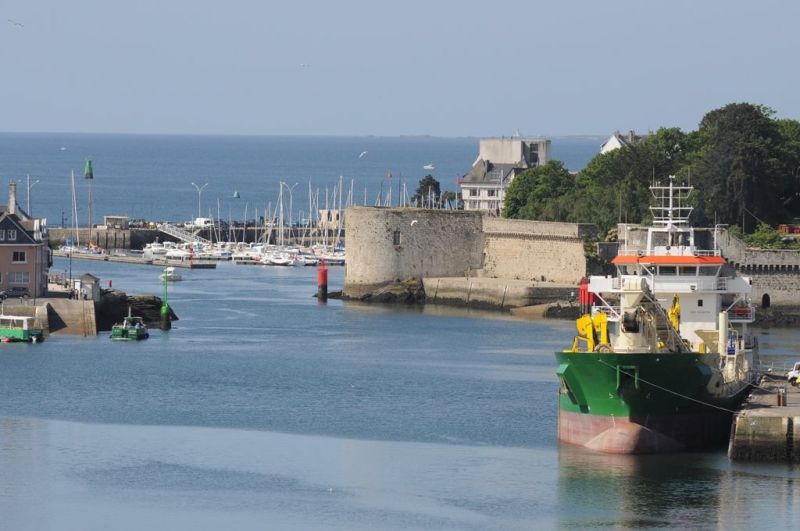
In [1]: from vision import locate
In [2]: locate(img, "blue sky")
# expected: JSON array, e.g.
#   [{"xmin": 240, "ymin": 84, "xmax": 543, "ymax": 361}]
[{"xmin": 1, "ymin": 0, "xmax": 797, "ymax": 136}]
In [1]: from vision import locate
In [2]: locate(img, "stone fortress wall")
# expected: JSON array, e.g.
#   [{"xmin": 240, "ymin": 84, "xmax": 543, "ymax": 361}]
[
  {"xmin": 343, "ymin": 207, "xmax": 595, "ymax": 304},
  {"xmin": 344, "ymin": 208, "xmax": 484, "ymax": 297},
  {"xmin": 481, "ymin": 217, "xmax": 596, "ymax": 282}
]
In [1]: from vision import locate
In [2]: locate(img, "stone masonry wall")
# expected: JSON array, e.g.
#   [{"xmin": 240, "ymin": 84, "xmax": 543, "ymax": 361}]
[
  {"xmin": 344, "ymin": 207, "xmax": 483, "ymax": 296},
  {"xmin": 481, "ymin": 218, "xmax": 595, "ymax": 283},
  {"xmin": 748, "ymin": 272, "xmax": 800, "ymax": 306},
  {"xmin": 482, "ymin": 235, "xmax": 587, "ymax": 283},
  {"xmin": 344, "ymin": 207, "xmax": 595, "ymax": 298}
]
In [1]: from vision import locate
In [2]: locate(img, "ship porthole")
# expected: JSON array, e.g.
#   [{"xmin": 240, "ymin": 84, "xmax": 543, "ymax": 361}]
[{"xmin": 762, "ymin": 293, "xmax": 771, "ymax": 309}]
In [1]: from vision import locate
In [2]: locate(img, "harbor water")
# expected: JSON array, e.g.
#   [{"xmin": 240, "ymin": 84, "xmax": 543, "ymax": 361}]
[{"xmin": 0, "ymin": 258, "xmax": 799, "ymax": 530}]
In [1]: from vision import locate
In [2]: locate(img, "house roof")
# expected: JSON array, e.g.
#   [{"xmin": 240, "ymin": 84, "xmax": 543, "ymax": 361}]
[
  {"xmin": 460, "ymin": 160, "xmax": 524, "ymax": 185},
  {"xmin": 600, "ymin": 131, "xmax": 650, "ymax": 152},
  {"xmin": 80, "ymin": 273, "xmax": 100, "ymax": 282},
  {"xmin": 0, "ymin": 212, "xmax": 38, "ymax": 244}
]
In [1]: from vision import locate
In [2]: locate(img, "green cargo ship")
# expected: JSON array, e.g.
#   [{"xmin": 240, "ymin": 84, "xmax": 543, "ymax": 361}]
[{"xmin": 555, "ymin": 179, "xmax": 758, "ymax": 453}]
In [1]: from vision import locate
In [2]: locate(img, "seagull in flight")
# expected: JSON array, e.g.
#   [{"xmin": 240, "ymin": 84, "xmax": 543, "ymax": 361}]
[
  {"xmin": 7, "ymin": 19, "xmax": 24, "ymax": 28},
  {"xmin": 300, "ymin": 63, "xmax": 310, "ymax": 68},
  {"xmin": 358, "ymin": 151, "xmax": 368, "ymax": 159}
]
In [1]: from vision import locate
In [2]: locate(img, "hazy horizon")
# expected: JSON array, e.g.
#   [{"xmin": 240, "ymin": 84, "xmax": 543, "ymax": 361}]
[{"xmin": 2, "ymin": 0, "xmax": 797, "ymax": 137}]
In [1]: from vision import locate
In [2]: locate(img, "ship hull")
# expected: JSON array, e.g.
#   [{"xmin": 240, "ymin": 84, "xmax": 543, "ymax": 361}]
[{"xmin": 555, "ymin": 351, "xmax": 751, "ymax": 454}]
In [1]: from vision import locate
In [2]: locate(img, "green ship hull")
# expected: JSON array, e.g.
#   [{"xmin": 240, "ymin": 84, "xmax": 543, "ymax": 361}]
[
  {"xmin": 0, "ymin": 327, "xmax": 43, "ymax": 343},
  {"xmin": 555, "ymin": 351, "xmax": 751, "ymax": 453}
]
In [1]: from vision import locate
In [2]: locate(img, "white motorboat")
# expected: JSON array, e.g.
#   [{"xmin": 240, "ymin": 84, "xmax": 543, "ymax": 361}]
[{"xmin": 159, "ymin": 267, "xmax": 182, "ymax": 282}]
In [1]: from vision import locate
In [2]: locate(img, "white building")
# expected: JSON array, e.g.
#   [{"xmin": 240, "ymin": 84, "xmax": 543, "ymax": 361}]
[
  {"xmin": 600, "ymin": 130, "xmax": 650, "ymax": 154},
  {"xmin": 459, "ymin": 138, "xmax": 551, "ymax": 213}
]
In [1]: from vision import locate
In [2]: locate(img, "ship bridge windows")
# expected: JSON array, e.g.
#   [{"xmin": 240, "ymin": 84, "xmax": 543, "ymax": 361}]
[
  {"xmin": 699, "ymin": 266, "xmax": 719, "ymax": 276},
  {"xmin": 658, "ymin": 266, "xmax": 677, "ymax": 275},
  {"xmin": 680, "ymin": 266, "xmax": 697, "ymax": 276}
]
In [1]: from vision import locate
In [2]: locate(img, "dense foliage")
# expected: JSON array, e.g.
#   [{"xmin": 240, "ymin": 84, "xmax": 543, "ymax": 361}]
[
  {"xmin": 412, "ymin": 175, "xmax": 441, "ymax": 207},
  {"xmin": 503, "ymin": 103, "xmax": 800, "ymax": 242}
]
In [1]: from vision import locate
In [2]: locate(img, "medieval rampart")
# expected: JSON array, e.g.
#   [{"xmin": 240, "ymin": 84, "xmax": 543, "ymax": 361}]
[{"xmin": 343, "ymin": 207, "xmax": 595, "ymax": 301}]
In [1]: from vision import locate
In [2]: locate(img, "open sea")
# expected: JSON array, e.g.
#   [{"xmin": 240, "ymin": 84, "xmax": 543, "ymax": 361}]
[
  {"xmin": 0, "ymin": 133, "xmax": 600, "ymax": 226},
  {"xmin": 0, "ymin": 134, "xmax": 799, "ymax": 530}
]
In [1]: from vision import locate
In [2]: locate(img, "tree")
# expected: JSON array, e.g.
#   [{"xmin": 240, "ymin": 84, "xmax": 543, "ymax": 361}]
[
  {"xmin": 502, "ymin": 160, "xmax": 574, "ymax": 220},
  {"xmin": 690, "ymin": 103, "xmax": 786, "ymax": 228},
  {"xmin": 412, "ymin": 175, "xmax": 441, "ymax": 208},
  {"xmin": 496, "ymin": 102, "xmax": 800, "ymax": 235}
]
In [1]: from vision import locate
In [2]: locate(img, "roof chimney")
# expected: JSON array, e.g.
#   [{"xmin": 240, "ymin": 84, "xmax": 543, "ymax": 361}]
[{"xmin": 8, "ymin": 181, "xmax": 16, "ymax": 215}]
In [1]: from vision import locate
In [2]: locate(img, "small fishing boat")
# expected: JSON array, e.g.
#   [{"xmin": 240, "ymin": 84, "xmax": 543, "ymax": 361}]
[
  {"xmin": 111, "ymin": 311, "xmax": 149, "ymax": 340},
  {"xmin": 159, "ymin": 266, "xmax": 182, "ymax": 281},
  {"xmin": 0, "ymin": 314, "xmax": 44, "ymax": 343}
]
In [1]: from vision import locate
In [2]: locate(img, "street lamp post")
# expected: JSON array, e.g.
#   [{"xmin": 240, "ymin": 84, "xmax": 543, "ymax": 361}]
[
  {"xmin": 26, "ymin": 174, "xmax": 40, "ymax": 215},
  {"xmin": 191, "ymin": 182, "xmax": 209, "ymax": 220}
]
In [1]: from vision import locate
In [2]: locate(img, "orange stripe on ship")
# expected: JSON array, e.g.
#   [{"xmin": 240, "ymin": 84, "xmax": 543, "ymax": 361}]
[{"xmin": 611, "ymin": 255, "xmax": 725, "ymax": 265}]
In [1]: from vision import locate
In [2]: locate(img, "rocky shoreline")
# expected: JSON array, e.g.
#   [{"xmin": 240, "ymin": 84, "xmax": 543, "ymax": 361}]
[{"xmin": 95, "ymin": 288, "xmax": 179, "ymax": 331}]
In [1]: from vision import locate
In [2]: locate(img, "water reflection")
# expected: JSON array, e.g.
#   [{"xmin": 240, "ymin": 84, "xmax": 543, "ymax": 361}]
[{"xmin": 557, "ymin": 444, "xmax": 800, "ymax": 528}]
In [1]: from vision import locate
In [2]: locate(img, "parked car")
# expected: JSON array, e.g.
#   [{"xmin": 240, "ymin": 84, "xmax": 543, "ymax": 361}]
[
  {"xmin": 0, "ymin": 287, "xmax": 29, "ymax": 300},
  {"xmin": 788, "ymin": 362, "xmax": 800, "ymax": 386}
]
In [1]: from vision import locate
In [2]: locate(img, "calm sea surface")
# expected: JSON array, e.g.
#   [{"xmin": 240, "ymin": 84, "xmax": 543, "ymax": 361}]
[
  {"xmin": 0, "ymin": 133, "xmax": 600, "ymax": 226},
  {"xmin": 0, "ymin": 135, "xmax": 799, "ymax": 529},
  {"xmin": 0, "ymin": 258, "xmax": 798, "ymax": 530}
]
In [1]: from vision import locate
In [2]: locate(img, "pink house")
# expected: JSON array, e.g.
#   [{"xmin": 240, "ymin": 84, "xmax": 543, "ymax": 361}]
[{"xmin": 0, "ymin": 182, "xmax": 51, "ymax": 297}]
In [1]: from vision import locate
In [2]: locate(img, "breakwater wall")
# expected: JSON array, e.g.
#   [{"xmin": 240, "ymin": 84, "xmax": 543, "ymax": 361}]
[
  {"xmin": 49, "ymin": 228, "xmax": 158, "ymax": 250},
  {"xmin": 343, "ymin": 207, "xmax": 597, "ymax": 306},
  {"xmin": 48, "ymin": 227, "xmax": 344, "ymax": 249}
]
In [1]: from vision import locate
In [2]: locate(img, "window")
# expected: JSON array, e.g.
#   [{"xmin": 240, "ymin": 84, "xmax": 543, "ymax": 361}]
[
  {"xmin": 0, "ymin": 231, "xmax": 5, "ymax": 241},
  {"xmin": 12, "ymin": 251, "xmax": 25, "ymax": 263},
  {"xmin": 469, "ymin": 189, "xmax": 478, "ymax": 197},
  {"xmin": 487, "ymin": 189, "xmax": 496, "ymax": 197},
  {"xmin": 9, "ymin": 271, "xmax": 29, "ymax": 284},
  {"xmin": 7, "ymin": 230, "xmax": 15, "ymax": 241},
  {"xmin": 392, "ymin": 230, "xmax": 401, "ymax": 246},
  {"xmin": 698, "ymin": 299, "xmax": 704, "ymax": 307}
]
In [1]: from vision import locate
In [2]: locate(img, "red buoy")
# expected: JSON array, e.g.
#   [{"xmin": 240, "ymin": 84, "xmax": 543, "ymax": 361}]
[{"xmin": 317, "ymin": 260, "xmax": 328, "ymax": 302}]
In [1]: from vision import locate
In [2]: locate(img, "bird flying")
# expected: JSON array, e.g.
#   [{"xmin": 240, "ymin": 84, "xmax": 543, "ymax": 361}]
[
  {"xmin": 358, "ymin": 151, "xmax": 368, "ymax": 159},
  {"xmin": 7, "ymin": 19, "xmax": 24, "ymax": 28}
]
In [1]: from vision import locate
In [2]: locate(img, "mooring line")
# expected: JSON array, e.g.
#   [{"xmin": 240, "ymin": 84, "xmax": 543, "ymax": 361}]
[{"xmin": 595, "ymin": 358, "xmax": 739, "ymax": 414}]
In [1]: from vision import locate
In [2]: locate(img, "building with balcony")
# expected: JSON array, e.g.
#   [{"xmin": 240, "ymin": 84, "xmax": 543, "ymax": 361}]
[{"xmin": 459, "ymin": 138, "xmax": 550, "ymax": 213}]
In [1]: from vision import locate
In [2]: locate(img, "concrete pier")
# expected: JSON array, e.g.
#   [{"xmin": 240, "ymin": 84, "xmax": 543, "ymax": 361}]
[
  {"xmin": 728, "ymin": 373, "xmax": 800, "ymax": 462},
  {"xmin": 52, "ymin": 250, "xmax": 216, "ymax": 269}
]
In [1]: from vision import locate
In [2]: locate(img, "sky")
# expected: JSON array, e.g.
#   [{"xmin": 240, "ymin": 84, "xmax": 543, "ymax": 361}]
[{"xmin": 1, "ymin": 0, "xmax": 798, "ymax": 137}]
